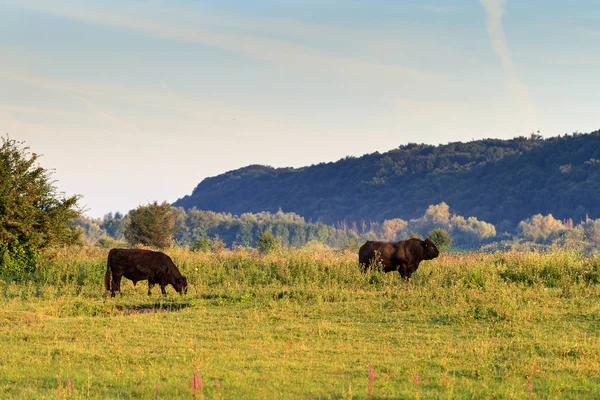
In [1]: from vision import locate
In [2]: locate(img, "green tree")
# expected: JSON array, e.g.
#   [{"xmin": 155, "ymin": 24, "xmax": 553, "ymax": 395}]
[
  {"xmin": 74, "ymin": 216, "xmax": 104, "ymax": 243},
  {"xmin": 380, "ymin": 218, "xmax": 408, "ymax": 241},
  {"xmin": 428, "ymin": 228, "xmax": 452, "ymax": 251},
  {"xmin": 101, "ymin": 212, "xmax": 124, "ymax": 239},
  {"xmin": 341, "ymin": 237, "xmax": 362, "ymax": 252},
  {"xmin": 124, "ymin": 201, "xmax": 176, "ymax": 248},
  {"xmin": 518, "ymin": 214, "xmax": 566, "ymax": 243},
  {"xmin": 408, "ymin": 202, "xmax": 451, "ymax": 233},
  {"xmin": 582, "ymin": 219, "xmax": 600, "ymax": 244},
  {"xmin": 236, "ymin": 221, "xmax": 255, "ymax": 246},
  {"xmin": 0, "ymin": 137, "xmax": 81, "ymax": 276},
  {"xmin": 257, "ymin": 230, "xmax": 281, "ymax": 254},
  {"xmin": 290, "ymin": 226, "xmax": 307, "ymax": 248},
  {"xmin": 423, "ymin": 202, "xmax": 451, "ymax": 226},
  {"xmin": 191, "ymin": 236, "xmax": 226, "ymax": 252},
  {"xmin": 95, "ymin": 236, "xmax": 124, "ymax": 249},
  {"xmin": 450, "ymin": 215, "xmax": 496, "ymax": 247}
]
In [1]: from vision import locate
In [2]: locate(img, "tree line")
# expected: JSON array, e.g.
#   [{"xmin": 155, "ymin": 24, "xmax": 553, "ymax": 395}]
[
  {"xmin": 173, "ymin": 130, "xmax": 600, "ymax": 231},
  {"xmin": 75, "ymin": 201, "xmax": 600, "ymax": 255}
]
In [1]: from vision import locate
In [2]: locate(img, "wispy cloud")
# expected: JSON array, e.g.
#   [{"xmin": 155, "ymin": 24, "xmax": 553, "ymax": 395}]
[
  {"xmin": 0, "ymin": 69, "xmax": 320, "ymax": 137},
  {"xmin": 0, "ymin": 70, "xmax": 137, "ymax": 132},
  {"xmin": 480, "ymin": 0, "xmax": 537, "ymax": 129},
  {"xmin": 420, "ymin": 5, "xmax": 459, "ymax": 14},
  {"xmin": 5, "ymin": 0, "xmax": 455, "ymax": 90}
]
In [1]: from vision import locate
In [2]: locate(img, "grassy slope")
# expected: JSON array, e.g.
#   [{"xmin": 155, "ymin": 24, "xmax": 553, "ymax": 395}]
[{"xmin": 1, "ymin": 248, "xmax": 600, "ymax": 399}]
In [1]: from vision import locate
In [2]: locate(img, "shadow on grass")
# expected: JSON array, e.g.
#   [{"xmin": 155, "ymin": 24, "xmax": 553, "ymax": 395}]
[{"xmin": 115, "ymin": 300, "xmax": 192, "ymax": 315}]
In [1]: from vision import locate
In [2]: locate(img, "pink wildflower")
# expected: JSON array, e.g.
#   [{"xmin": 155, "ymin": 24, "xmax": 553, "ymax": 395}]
[
  {"xmin": 529, "ymin": 382, "xmax": 533, "ymax": 399},
  {"xmin": 367, "ymin": 366, "xmax": 375, "ymax": 397}
]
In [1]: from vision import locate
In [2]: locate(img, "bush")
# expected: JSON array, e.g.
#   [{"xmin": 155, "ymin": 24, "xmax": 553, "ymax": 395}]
[
  {"xmin": 340, "ymin": 237, "xmax": 363, "ymax": 253},
  {"xmin": 191, "ymin": 237, "xmax": 226, "ymax": 253},
  {"xmin": 0, "ymin": 137, "xmax": 81, "ymax": 280},
  {"xmin": 95, "ymin": 236, "xmax": 125, "ymax": 249},
  {"xmin": 0, "ymin": 244, "xmax": 37, "ymax": 280},
  {"xmin": 124, "ymin": 201, "xmax": 176, "ymax": 249},
  {"xmin": 428, "ymin": 228, "xmax": 453, "ymax": 251},
  {"xmin": 257, "ymin": 231, "xmax": 281, "ymax": 254}
]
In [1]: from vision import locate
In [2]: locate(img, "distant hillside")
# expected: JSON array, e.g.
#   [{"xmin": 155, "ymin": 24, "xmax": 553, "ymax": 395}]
[{"xmin": 174, "ymin": 131, "xmax": 600, "ymax": 230}]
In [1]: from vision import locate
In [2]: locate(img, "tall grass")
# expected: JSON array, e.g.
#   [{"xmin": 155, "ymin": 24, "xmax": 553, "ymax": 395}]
[
  {"xmin": 1, "ymin": 247, "xmax": 599, "ymax": 398},
  {"xmin": 8, "ymin": 246, "xmax": 600, "ymax": 292}
]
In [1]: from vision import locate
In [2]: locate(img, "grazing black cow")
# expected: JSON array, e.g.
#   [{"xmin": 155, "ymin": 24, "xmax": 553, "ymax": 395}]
[
  {"xmin": 105, "ymin": 248, "xmax": 188, "ymax": 297},
  {"xmin": 358, "ymin": 238, "xmax": 439, "ymax": 278}
]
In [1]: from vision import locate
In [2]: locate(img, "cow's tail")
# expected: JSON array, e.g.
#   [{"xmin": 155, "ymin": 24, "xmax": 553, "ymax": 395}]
[{"xmin": 105, "ymin": 249, "xmax": 113, "ymax": 292}]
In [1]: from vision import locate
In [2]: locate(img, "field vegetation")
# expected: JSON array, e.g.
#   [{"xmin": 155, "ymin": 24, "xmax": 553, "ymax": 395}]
[{"xmin": 1, "ymin": 246, "xmax": 600, "ymax": 398}]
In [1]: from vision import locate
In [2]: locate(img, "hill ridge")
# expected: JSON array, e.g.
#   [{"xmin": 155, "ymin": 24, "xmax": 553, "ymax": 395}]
[{"xmin": 174, "ymin": 130, "xmax": 600, "ymax": 229}]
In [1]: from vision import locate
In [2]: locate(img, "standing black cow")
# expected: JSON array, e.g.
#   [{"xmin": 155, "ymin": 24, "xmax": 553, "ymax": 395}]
[
  {"xmin": 358, "ymin": 238, "xmax": 439, "ymax": 278},
  {"xmin": 105, "ymin": 248, "xmax": 188, "ymax": 297}
]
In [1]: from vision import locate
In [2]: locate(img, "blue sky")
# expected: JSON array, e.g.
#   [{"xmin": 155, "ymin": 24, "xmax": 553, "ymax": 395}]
[{"xmin": 1, "ymin": 0, "xmax": 599, "ymax": 217}]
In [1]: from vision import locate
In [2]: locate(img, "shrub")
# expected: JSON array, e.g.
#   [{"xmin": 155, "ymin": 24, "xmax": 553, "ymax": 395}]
[
  {"xmin": 124, "ymin": 201, "xmax": 176, "ymax": 249},
  {"xmin": 340, "ymin": 237, "xmax": 363, "ymax": 253},
  {"xmin": 0, "ymin": 244, "xmax": 37, "ymax": 280},
  {"xmin": 257, "ymin": 231, "xmax": 281, "ymax": 254},
  {"xmin": 191, "ymin": 237, "xmax": 226, "ymax": 253},
  {"xmin": 0, "ymin": 137, "xmax": 81, "ymax": 280},
  {"xmin": 95, "ymin": 236, "xmax": 125, "ymax": 249},
  {"xmin": 428, "ymin": 228, "xmax": 453, "ymax": 251}
]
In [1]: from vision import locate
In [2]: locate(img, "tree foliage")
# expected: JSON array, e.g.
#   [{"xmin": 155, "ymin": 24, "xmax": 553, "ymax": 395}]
[
  {"xmin": 124, "ymin": 201, "xmax": 176, "ymax": 249},
  {"xmin": 160, "ymin": 204, "xmax": 494, "ymax": 250},
  {"xmin": 408, "ymin": 203, "xmax": 496, "ymax": 248},
  {"xmin": 72, "ymin": 216, "xmax": 104, "ymax": 244},
  {"xmin": 174, "ymin": 131, "xmax": 600, "ymax": 229},
  {"xmin": 0, "ymin": 137, "xmax": 81, "ymax": 275},
  {"xmin": 191, "ymin": 236, "xmax": 226, "ymax": 253},
  {"xmin": 79, "ymin": 203, "xmax": 600, "ymax": 253},
  {"xmin": 101, "ymin": 212, "xmax": 124, "ymax": 240},
  {"xmin": 257, "ymin": 230, "xmax": 281, "ymax": 254},
  {"xmin": 380, "ymin": 218, "xmax": 408, "ymax": 241},
  {"xmin": 428, "ymin": 228, "xmax": 452, "ymax": 251},
  {"xmin": 518, "ymin": 214, "xmax": 567, "ymax": 243}
]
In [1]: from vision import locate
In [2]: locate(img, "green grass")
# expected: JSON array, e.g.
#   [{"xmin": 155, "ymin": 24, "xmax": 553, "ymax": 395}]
[{"xmin": 1, "ymin": 247, "xmax": 600, "ymax": 398}]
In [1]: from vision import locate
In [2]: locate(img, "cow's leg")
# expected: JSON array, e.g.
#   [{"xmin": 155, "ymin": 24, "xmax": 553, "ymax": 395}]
[
  {"xmin": 160, "ymin": 284, "xmax": 167, "ymax": 295},
  {"xmin": 148, "ymin": 282, "xmax": 155, "ymax": 296},
  {"xmin": 397, "ymin": 264, "xmax": 411, "ymax": 280},
  {"xmin": 111, "ymin": 274, "xmax": 122, "ymax": 297},
  {"xmin": 399, "ymin": 262, "xmax": 417, "ymax": 280}
]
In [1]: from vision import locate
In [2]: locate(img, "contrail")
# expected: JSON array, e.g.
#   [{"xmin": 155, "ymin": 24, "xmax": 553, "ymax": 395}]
[{"xmin": 480, "ymin": 0, "xmax": 537, "ymax": 130}]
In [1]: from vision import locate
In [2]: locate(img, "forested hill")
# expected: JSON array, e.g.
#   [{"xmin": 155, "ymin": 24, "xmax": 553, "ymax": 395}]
[{"xmin": 174, "ymin": 131, "xmax": 600, "ymax": 230}]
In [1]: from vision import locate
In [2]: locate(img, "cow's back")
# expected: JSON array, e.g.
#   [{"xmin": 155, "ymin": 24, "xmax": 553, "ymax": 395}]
[
  {"xmin": 359, "ymin": 241, "xmax": 397, "ymax": 269},
  {"xmin": 109, "ymin": 249, "xmax": 170, "ymax": 276}
]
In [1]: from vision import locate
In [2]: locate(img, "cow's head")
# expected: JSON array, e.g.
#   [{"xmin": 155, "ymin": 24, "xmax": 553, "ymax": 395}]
[
  {"xmin": 173, "ymin": 276, "xmax": 188, "ymax": 294},
  {"xmin": 421, "ymin": 239, "xmax": 440, "ymax": 260}
]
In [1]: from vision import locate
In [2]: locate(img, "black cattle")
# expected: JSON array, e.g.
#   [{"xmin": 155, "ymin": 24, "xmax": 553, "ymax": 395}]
[
  {"xmin": 358, "ymin": 238, "xmax": 439, "ymax": 278},
  {"xmin": 104, "ymin": 248, "xmax": 188, "ymax": 297}
]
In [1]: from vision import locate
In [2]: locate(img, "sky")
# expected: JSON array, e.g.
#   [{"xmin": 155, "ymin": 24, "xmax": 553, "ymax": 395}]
[{"xmin": 1, "ymin": 0, "xmax": 599, "ymax": 218}]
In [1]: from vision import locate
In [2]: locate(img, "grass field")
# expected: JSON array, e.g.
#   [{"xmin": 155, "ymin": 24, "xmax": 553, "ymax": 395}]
[{"xmin": 1, "ymin": 247, "xmax": 600, "ymax": 399}]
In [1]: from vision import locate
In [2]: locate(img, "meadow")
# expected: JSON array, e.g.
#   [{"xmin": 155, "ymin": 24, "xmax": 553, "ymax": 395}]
[{"xmin": 1, "ymin": 246, "xmax": 600, "ymax": 399}]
